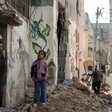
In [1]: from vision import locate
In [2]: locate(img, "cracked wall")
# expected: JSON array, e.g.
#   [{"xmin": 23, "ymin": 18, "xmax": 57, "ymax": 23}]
[{"xmin": 6, "ymin": 17, "xmax": 29, "ymax": 107}]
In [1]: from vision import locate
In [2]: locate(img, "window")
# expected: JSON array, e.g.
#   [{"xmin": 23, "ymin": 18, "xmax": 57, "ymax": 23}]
[{"xmin": 6, "ymin": 0, "xmax": 29, "ymax": 19}]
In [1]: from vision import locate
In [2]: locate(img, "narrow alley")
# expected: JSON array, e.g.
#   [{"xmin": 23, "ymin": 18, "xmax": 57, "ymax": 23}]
[{"xmin": 0, "ymin": 0, "xmax": 112, "ymax": 112}]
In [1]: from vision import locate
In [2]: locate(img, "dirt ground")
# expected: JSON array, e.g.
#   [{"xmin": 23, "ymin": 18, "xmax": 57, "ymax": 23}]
[{"xmin": 0, "ymin": 77, "xmax": 112, "ymax": 112}]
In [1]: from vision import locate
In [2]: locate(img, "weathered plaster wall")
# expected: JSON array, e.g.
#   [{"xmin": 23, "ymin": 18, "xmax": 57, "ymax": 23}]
[
  {"xmin": 29, "ymin": 6, "xmax": 53, "ymax": 62},
  {"xmin": 58, "ymin": 0, "xmax": 78, "ymax": 79},
  {"xmin": 78, "ymin": 0, "xmax": 85, "ymax": 78},
  {"xmin": 67, "ymin": 21, "xmax": 77, "ymax": 79},
  {"xmin": 53, "ymin": 0, "xmax": 58, "ymax": 85},
  {"xmin": 6, "ymin": 17, "xmax": 29, "ymax": 107},
  {"xmin": 57, "ymin": 0, "xmax": 85, "ymax": 79},
  {"xmin": 30, "ymin": 0, "xmax": 58, "ymax": 87},
  {"xmin": 66, "ymin": 0, "xmax": 77, "ymax": 79}
]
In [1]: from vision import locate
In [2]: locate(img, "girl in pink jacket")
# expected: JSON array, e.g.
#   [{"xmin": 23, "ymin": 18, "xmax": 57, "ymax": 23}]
[{"xmin": 31, "ymin": 50, "xmax": 48, "ymax": 107}]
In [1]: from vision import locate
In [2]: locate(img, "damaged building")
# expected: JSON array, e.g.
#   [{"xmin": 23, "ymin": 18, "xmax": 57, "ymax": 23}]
[{"xmin": 0, "ymin": 0, "xmax": 85, "ymax": 107}]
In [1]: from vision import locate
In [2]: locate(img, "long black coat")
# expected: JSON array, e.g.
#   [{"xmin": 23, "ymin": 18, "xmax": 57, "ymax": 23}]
[{"xmin": 0, "ymin": 51, "xmax": 6, "ymax": 95}]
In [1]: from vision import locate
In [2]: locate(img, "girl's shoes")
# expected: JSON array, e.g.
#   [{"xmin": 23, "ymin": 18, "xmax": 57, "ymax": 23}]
[
  {"xmin": 33, "ymin": 103, "xmax": 46, "ymax": 107},
  {"xmin": 42, "ymin": 103, "xmax": 46, "ymax": 107},
  {"xmin": 33, "ymin": 103, "xmax": 38, "ymax": 107}
]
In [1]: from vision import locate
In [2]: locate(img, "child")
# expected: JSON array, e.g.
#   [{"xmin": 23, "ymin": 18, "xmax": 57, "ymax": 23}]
[{"xmin": 31, "ymin": 50, "xmax": 48, "ymax": 107}]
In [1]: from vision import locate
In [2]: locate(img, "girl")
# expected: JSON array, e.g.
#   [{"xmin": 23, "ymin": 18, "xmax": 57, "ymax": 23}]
[{"xmin": 31, "ymin": 50, "xmax": 48, "ymax": 107}]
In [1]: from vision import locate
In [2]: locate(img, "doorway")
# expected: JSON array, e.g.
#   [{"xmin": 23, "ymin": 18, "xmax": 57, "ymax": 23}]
[{"xmin": 57, "ymin": 2, "xmax": 68, "ymax": 83}]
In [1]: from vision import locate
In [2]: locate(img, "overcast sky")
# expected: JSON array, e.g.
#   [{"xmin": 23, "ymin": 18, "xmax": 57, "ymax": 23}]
[{"xmin": 84, "ymin": 0, "xmax": 109, "ymax": 23}]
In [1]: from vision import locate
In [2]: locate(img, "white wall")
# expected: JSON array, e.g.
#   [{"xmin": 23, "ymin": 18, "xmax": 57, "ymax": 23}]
[
  {"xmin": 6, "ymin": 17, "xmax": 29, "ymax": 107},
  {"xmin": 67, "ymin": 20, "xmax": 77, "ymax": 79},
  {"xmin": 53, "ymin": 0, "xmax": 58, "ymax": 84},
  {"xmin": 30, "ymin": 3, "xmax": 58, "ymax": 85}
]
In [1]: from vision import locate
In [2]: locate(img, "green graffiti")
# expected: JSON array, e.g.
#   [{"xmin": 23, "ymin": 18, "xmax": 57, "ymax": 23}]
[
  {"xmin": 32, "ymin": 42, "xmax": 42, "ymax": 54},
  {"xmin": 29, "ymin": 0, "xmax": 51, "ymax": 60}
]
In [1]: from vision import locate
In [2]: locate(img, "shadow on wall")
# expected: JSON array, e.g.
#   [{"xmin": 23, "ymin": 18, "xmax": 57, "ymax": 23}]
[{"xmin": 47, "ymin": 59, "xmax": 56, "ymax": 93}]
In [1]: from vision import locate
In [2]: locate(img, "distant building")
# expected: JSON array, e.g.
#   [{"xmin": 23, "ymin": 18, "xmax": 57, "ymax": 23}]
[
  {"xmin": 92, "ymin": 23, "xmax": 109, "ymax": 42},
  {"xmin": 84, "ymin": 13, "xmax": 109, "ymax": 74}
]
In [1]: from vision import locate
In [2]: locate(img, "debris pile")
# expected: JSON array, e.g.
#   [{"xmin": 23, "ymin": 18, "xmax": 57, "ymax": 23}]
[{"xmin": 0, "ymin": 77, "xmax": 112, "ymax": 112}]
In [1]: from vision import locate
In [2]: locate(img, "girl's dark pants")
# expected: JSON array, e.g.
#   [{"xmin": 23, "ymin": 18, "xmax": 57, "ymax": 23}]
[{"xmin": 34, "ymin": 80, "xmax": 46, "ymax": 103}]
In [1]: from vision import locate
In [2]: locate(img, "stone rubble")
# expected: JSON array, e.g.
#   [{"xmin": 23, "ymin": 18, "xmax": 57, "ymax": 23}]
[{"xmin": 0, "ymin": 77, "xmax": 112, "ymax": 112}]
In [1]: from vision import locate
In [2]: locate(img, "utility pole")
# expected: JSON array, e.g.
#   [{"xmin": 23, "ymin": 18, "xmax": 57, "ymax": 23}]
[{"xmin": 93, "ymin": 7, "xmax": 103, "ymax": 71}]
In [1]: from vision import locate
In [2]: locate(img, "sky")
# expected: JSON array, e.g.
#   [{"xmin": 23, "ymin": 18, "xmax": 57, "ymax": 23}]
[{"xmin": 84, "ymin": 0, "xmax": 109, "ymax": 23}]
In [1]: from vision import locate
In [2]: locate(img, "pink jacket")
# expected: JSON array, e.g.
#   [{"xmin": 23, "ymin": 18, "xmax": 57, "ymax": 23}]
[{"xmin": 31, "ymin": 59, "xmax": 48, "ymax": 81}]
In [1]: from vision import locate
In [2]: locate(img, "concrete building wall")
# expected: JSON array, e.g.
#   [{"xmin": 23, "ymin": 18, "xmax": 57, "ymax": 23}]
[
  {"xmin": 68, "ymin": 0, "xmax": 85, "ymax": 78},
  {"xmin": 29, "ymin": 6, "xmax": 54, "ymax": 62},
  {"xmin": 68, "ymin": 20, "xmax": 77, "ymax": 79},
  {"xmin": 78, "ymin": 0, "xmax": 85, "ymax": 78},
  {"xmin": 63, "ymin": 0, "xmax": 77, "ymax": 79},
  {"xmin": 29, "ymin": 0, "xmax": 58, "ymax": 88},
  {"xmin": 58, "ymin": 0, "xmax": 84, "ymax": 79},
  {"xmin": 6, "ymin": 18, "xmax": 29, "ymax": 107}
]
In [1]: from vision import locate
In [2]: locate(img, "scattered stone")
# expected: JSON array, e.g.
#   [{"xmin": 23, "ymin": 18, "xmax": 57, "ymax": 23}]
[
  {"xmin": 0, "ymin": 77, "xmax": 112, "ymax": 112},
  {"xmin": 21, "ymin": 104, "xmax": 32, "ymax": 112},
  {"xmin": 62, "ymin": 79, "xmax": 73, "ymax": 85}
]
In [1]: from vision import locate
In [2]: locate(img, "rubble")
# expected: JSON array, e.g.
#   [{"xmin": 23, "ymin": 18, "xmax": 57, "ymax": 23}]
[{"xmin": 0, "ymin": 77, "xmax": 112, "ymax": 112}]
